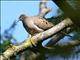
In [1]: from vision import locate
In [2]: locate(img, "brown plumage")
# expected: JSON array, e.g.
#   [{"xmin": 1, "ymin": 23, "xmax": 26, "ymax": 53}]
[{"xmin": 19, "ymin": 14, "xmax": 54, "ymax": 35}]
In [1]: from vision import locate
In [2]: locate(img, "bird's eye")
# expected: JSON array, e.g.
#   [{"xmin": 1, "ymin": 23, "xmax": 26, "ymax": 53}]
[{"xmin": 19, "ymin": 14, "xmax": 27, "ymax": 21}]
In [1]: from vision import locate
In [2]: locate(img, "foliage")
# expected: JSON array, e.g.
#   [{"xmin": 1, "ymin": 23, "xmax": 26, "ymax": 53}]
[{"xmin": 0, "ymin": 21, "xmax": 17, "ymax": 52}]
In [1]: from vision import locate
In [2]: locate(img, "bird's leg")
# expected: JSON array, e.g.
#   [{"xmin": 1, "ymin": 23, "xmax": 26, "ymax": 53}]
[{"xmin": 28, "ymin": 34, "xmax": 37, "ymax": 47}]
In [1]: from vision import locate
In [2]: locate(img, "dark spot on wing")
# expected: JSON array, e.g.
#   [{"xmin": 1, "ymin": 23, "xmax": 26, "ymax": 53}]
[
  {"xmin": 46, "ymin": 22, "xmax": 48, "ymax": 24},
  {"xmin": 42, "ymin": 20, "xmax": 48, "ymax": 24}
]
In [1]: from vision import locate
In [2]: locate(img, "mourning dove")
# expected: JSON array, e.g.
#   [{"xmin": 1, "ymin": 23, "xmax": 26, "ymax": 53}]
[{"xmin": 19, "ymin": 14, "xmax": 54, "ymax": 35}]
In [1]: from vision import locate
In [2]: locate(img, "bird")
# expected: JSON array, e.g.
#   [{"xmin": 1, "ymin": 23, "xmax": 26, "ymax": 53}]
[{"xmin": 19, "ymin": 14, "xmax": 54, "ymax": 35}]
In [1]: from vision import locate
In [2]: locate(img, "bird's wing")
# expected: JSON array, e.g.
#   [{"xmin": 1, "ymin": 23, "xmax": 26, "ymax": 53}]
[{"xmin": 34, "ymin": 17, "xmax": 54, "ymax": 30}]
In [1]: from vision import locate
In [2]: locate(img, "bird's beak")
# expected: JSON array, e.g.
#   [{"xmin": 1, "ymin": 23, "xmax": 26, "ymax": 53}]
[
  {"xmin": 18, "ymin": 18, "xmax": 21, "ymax": 21},
  {"xmin": 19, "ymin": 17, "xmax": 23, "ymax": 21},
  {"xmin": 16, "ymin": 20, "xmax": 20, "ymax": 23}
]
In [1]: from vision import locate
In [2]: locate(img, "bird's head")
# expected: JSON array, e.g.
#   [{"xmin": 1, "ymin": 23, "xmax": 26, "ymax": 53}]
[{"xmin": 19, "ymin": 14, "xmax": 28, "ymax": 21}]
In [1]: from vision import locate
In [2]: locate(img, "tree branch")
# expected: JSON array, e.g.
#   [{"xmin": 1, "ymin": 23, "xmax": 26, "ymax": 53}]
[
  {"xmin": 0, "ymin": 18, "xmax": 73, "ymax": 60},
  {"xmin": 43, "ymin": 40, "xmax": 80, "ymax": 56},
  {"xmin": 39, "ymin": 0, "xmax": 51, "ymax": 17},
  {"xmin": 46, "ymin": 27, "xmax": 72, "ymax": 47}
]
